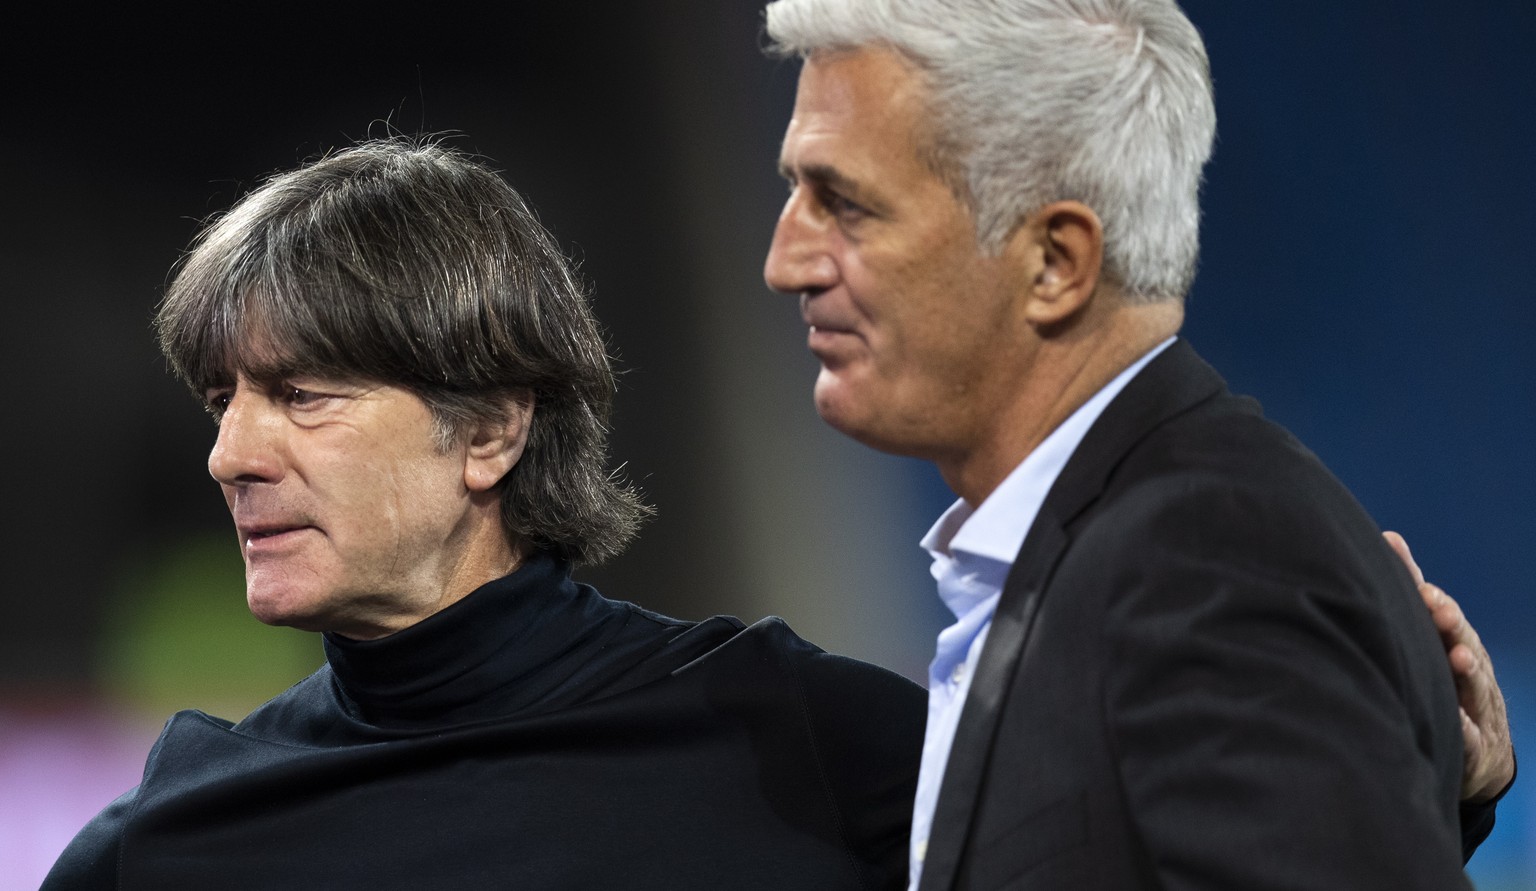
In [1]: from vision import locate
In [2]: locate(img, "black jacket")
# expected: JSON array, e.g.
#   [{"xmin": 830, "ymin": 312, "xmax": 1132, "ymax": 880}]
[
  {"xmin": 919, "ymin": 340, "xmax": 1478, "ymax": 891},
  {"xmin": 45, "ymin": 553, "xmax": 923, "ymax": 890}
]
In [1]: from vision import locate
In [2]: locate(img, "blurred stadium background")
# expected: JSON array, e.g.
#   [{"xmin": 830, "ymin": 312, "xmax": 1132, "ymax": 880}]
[{"xmin": 1, "ymin": 1, "xmax": 1530, "ymax": 887}]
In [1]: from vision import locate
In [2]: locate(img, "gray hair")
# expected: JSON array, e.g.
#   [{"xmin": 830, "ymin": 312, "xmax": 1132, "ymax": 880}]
[
  {"xmin": 156, "ymin": 137, "xmax": 649, "ymax": 565},
  {"xmin": 765, "ymin": 0, "xmax": 1216, "ymax": 302}
]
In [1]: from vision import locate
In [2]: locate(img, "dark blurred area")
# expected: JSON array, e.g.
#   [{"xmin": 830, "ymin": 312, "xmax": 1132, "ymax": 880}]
[{"xmin": 0, "ymin": 1, "xmax": 1531, "ymax": 886}]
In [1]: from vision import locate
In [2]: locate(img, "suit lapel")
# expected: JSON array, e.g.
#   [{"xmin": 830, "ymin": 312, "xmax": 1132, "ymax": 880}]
[
  {"xmin": 916, "ymin": 340, "xmax": 1230, "ymax": 890},
  {"xmin": 915, "ymin": 512, "xmax": 1071, "ymax": 891}
]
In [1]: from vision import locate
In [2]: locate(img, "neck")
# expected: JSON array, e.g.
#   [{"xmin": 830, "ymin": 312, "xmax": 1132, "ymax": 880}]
[
  {"xmin": 937, "ymin": 298, "xmax": 1182, "ymax": 506},
  {"xmin": 334, "ymin": 508, "xmax": 528, "ymax": 642},
  {"xmin": 434, "ymin": 526, "xmax": 530, "ymax": 618}
]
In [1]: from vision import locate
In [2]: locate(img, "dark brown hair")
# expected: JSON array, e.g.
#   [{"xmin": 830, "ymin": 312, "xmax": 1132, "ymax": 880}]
[{"xmin": 156, "ymin": 137, "xmax": 649, "ymax": 564}]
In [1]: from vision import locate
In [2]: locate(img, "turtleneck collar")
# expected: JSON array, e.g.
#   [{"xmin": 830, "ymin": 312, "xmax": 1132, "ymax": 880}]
[{"xmin": 320, "ymin": 551, "xmax": 655, "ymax": 731}]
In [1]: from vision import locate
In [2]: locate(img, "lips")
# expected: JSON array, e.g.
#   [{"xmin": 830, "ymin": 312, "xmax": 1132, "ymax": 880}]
[
  {"xmin": 807, "ymin": 326, "xmax": 857, "ymax": 348},
  {"xmin": 799, "ymin": 294, "xmax": 859, "ymax": 336},
  {"xmin": 237, "ymin": 523, "xmax": 318, "ymax": 550},
  {"xmin": 802, "ymin": 303, "xmax": 863, "ymax": 359},
  {"xmin": 250, "ymin": 527, "xmax": 300, "ymax": 540}
]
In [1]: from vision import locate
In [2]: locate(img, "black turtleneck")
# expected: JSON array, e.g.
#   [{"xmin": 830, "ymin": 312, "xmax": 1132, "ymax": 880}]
[
  {"xmin": 305, "ymin": 552, "xmax": 731, "ymax": 735},
  {"xmin": 44, "ymin": 554, "xmax": 925, "ymax": 890}
]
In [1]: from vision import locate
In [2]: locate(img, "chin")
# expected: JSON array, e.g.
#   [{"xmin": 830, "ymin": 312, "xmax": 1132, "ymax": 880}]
[
  {"xmin": 246, "ymin": 600, "xmax": 306, "ymax": 630},
  {"xmin": 814, "ymin": 388, "xmax": 895, "ymax": 455},
  {"xmin": 245, "ymin": 583, "xmax": 325, "ymax": 631},
  {"xmin": 813, "ymin": 378, "xmax": 863, "ymax": 437},
  {"xmin": 813, "ymin": 377, "xmax": 938, "ymax": 460}
]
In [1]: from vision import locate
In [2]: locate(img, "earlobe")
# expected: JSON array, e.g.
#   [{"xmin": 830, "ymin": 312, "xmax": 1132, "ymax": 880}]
[
  {"xmin": 463, "ymin": 392, "xmax": 535, "ymax": 493},
  {"xmin": 1017, "ymin": 201, "xmax": 1104, "ymax": 328}
]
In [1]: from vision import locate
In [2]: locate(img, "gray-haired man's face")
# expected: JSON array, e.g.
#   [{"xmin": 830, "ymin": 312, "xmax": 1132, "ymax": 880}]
[{"xmin": 764, "ymin": 47, "xmax": 1037, "ymax": 470}]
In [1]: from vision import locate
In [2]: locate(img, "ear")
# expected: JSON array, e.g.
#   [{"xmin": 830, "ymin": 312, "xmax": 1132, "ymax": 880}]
[
  {"xmin": 463, "ymin": 391, "xmax": 535, "ymax": 493},
  {"xmin": 1005, "ymin": 200, "xmax": 1105, "ymax": 328}
]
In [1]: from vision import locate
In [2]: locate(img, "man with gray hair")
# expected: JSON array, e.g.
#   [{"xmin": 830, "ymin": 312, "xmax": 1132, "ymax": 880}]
[
  {"xmin": 43, "ymin": 138, "xmax": 924, "ymax": 889},
  {"xmin": 762, "ymin": 0, "xmax": 1513, "ymax": 888}
]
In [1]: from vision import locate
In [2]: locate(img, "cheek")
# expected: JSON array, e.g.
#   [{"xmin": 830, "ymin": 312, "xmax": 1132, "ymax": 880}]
[
  {"xmin": 305, "ymin": 449, "xmax": 406, "ymax": 547},
  {"xmin": 905, "ymin": 255, "xmax": 1014, "ymax": 357},
  {"xmin": 372, "ymin": 453, "xmax": 469, "ymax": 539},
  {"xmin": 856, "ymin": 250, "xmax": 965, "ymax": 343}
]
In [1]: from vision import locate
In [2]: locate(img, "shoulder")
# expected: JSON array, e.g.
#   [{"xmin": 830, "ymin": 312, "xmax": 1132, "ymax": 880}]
[
  {"xmin": 737, "ymin": 617, "xmax": 924, "ymax": 779},
  {"xmin": 1052, "ymin": 392, "xmax": 1457, "ymax": 758},
  {"xmin": 230, "ymin": 665, "xmax": 339, "ymax": 742},
  {"xmin": 1069, "ymin": 404, "xmax": 1413, "ymax": 645},
  {"xmin": 699, "ymin": 618, "xmax": 922, "ymax": 887},
  {"xmin": 768, "ymin": 620, "xmax": 926, "ymax": 729},
  {"xmin": 1046, "ymin": 378, "xmax": 1444, "ymax": 691},
  {"xmin": 1056, "ymin": 341, "xmax": 1381, "ymax": 571},
  {"xmin": 699, "ymin": 617, "xmax": 923, "ymax": 710},
  {"xmin": 1088, "ymin": 385, "xmax": 1382, "ymax": 566},
  {"xmin": 670, "ymin": 615, "xmax": 924, "ymax": 761},
  {"xmin": 41, "ymin": 706, "xmax": 241, "ymax": 890},
  {"xmin": 40, "ymin": 786, "xmax": 138, "ymax": 889}
]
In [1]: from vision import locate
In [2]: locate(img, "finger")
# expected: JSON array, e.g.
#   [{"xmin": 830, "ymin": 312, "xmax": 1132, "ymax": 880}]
[
  {"xmin": 1383, "ymin": 530, "xmax": 1426, "ymax": 585},
  {"xmin": 1461, "ymin": 709, "xmax": 1480, "ymax": 769},
  {"xmin": 1447, "ymin": 638, "xmax": 1479, "ymax": 674},
  {"xmin": 1434, "ymin": 587, "xmax": 1484, "ymax": 654},
  {"xmin": 1421, "ymin": 584, "xmax": 1452, "ymax": 626},
  {"xmin": 1421, "ymin": 583, "xmax": 1466, "ymax": 643}
]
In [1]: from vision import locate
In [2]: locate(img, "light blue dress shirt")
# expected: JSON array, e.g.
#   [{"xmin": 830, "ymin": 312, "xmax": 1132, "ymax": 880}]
[{"xmin": 906, "ymin": 338, "xmax": 1173, "ymax": 889}]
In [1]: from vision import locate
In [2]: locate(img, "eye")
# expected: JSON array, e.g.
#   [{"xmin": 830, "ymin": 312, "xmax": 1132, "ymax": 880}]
[
  {"xmin": 822, "ymin": 189, "xmax": 870, "ymax": 226},
  {"xmin": 202, "ymin": 388, "xmax": 233, "ymax": 421},
  {"xmin": 282, "ymin": 385, "xmax": 325, "ymax": 408}
]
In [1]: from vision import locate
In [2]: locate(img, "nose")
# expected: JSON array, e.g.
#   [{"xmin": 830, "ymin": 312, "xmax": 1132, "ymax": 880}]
[
  {"xmin": 208, "ymin": 389, "xmax": 283, "ymax": 487},
  {"xmin": 763, "ymin": 187, "xmax": 838, "ymax": 297}
]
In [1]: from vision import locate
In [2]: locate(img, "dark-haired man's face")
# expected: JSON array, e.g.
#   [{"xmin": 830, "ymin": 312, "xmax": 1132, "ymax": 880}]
[{"xmin": 202, "ymin": 372, "xmax": 491, "ymax": 639}]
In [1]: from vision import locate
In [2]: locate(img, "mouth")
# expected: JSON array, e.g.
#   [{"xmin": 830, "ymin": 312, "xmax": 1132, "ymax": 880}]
[
  {"xmin": 798, "ymin": 293, "xmax": 860, "ymax": 338},
  {"xmin": 807, "ymin": 321, "xmax": 856, "ymax": 335},
  {"xmin": 239, "ymin": 524, "xmax": 316, "ymax": 548},
  {"xmin": 805, "ymin": 325, "xmax": 862, "ymax": 365}
]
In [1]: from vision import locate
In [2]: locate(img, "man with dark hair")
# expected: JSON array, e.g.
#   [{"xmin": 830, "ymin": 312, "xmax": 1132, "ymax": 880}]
[
  {"xmin": 43, "ymin": 139, "xmax": 922, "ymax": 889},
  {"xmin": 761, "ymin": 0, "xmax": 1514, "ymax": 888}
]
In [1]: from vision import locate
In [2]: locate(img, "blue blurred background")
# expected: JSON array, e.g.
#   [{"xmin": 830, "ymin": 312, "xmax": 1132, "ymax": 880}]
[{"xmin": 0, "ymin": 1, "xmax": 1529, "ymax": 887}]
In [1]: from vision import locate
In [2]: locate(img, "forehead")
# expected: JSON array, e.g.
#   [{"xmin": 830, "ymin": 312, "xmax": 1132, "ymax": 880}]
[{"xmin": 780, "ymin": 46, "xmax": 934, "ymax": 177}]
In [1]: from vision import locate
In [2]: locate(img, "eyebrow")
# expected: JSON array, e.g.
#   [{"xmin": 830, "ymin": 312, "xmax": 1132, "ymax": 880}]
[
  {"xmin": 781, "ymin": 161, "xmax": 891, "ymax": 218},
  {"xmin": 781, "ymin": 161, "xmax": 861, "ymax": 195}
]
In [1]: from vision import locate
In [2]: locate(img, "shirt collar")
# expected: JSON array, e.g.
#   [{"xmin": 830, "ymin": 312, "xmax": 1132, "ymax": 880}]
[{"xmin": 921, "ymin": 336, "xmax": 1176, "ymax": 572}]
